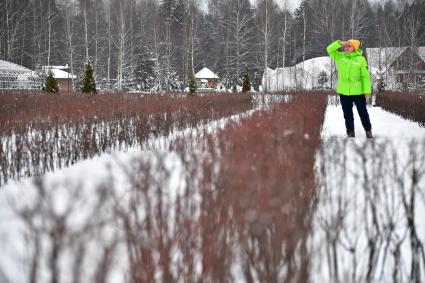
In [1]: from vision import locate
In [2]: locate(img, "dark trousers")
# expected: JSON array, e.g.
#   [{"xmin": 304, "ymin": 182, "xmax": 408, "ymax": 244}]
[{"xmin": 339, "ymin": 94, "xmax": 372, "ymax": 133}]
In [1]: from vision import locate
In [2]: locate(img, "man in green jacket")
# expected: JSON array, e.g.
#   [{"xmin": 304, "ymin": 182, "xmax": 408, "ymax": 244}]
[{"xmin": 327, "ymin": 39, "xmax": 373, "ymax": 138}]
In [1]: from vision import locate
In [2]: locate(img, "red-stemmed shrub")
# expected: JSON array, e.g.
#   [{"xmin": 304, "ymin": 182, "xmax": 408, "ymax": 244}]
[
  {"xmin": 0, "ymin": 92, "xmax": 253, "ymax": 185},
  {"xmin": 377, "ymin": 91, "xmax": 425, "ymax": 126},
  {"xmin": 4, "ymin": 92, "xmax": 327, "ymax": 283}
]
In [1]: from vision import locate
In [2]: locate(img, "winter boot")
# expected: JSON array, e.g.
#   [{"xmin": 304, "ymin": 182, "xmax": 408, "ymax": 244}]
[
  {"xmin": 347, "ymin": 131, "xmax": 355, "ymax": 138},
  {"xmin": 366, "ymin": 131, "xmax": 373, "ymax": 139}
]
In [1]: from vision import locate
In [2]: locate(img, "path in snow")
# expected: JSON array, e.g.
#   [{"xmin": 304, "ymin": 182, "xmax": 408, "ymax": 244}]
[
  {"xmin": 321, "ymin": 104, "xmax": 425, "ymax": 139},
  {"xmin": 312, "ymin": 104, "xmax": 425, "ymax": 282}
]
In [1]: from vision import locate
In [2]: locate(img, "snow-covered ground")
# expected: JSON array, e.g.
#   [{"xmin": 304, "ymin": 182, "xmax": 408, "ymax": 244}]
[
  {"xmin": 321, "ymin": 103, "xmax": 425, "ymax": 139},
  {"xmin": 312, "ymin": 104, "xmax": 425, "ymax": 282}
]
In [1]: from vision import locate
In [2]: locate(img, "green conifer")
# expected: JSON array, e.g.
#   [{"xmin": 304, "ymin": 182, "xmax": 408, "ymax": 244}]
[
  {"xmin": 242, "ymin": 66, "xmax": 251, "ymax": 92},
  {"xmin": 188, "ymin": 72, "xmax": 197, "ymax": 95},
  {"xmin": 45, "ymin": 70, "xmax": 59, "ymax": 93},
  {"xmin": 81, "ymin": 62, "xmax": 97, "ymax": 93},
  {"xmin": 317, "ymin": 70, "xmax": 329, "ymax": 88}
]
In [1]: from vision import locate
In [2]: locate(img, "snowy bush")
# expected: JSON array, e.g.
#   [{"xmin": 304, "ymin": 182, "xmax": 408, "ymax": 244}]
[{"xmin": 0, "ymin": 92, "xmax": 254, "ymax": 185}]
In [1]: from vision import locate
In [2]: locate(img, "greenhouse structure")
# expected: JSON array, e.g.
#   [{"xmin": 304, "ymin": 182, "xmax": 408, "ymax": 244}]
[{"xmin": 0, "ymin": 60, "xmax": 42, "ymax": 91}]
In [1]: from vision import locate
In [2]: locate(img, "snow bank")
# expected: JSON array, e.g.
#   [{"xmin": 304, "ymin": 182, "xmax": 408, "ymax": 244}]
[{"xmin": 262, "ymin": 56, "xmax": 334, "ymax": 92}]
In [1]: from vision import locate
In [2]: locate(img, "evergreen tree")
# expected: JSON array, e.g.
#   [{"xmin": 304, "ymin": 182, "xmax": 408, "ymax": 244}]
[
  {"xmin": 242, "ymin": 66, "xmax": 251, "ymax": 92},
  {"xmin": 317, "ymin": 70, "xmax": 328, "ymax": 88},
  {"xmin": 134, "ymin": 47, "xmax": 156, "ymax": 91},
  {"xmin": 198, "ymin": 15, "xmax": 217, "ymax": 69},
  {"xmin": 188, "ymin": 72, "xmax": 197, "ymax": 94},
  {"xmin": 45, "ymin": 70, "xmax": 59, "ymax": 93},
  {"xmin": 81, "ymin": 62, "xmax": 97, "ymax": 93},
  {"xmin": 160, "ymin": 0, "xmax": 175, "ymax": 22},
  {"xmin": 173, "ymin": 0, "xmax": 186, "ymax": 25}
]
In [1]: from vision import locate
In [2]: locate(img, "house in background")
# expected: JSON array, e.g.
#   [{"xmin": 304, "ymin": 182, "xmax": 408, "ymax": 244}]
[
  {"xmin": 366, "ymin": 46, "xmax": 425, "ymax": 90},
  {"xmin": 195, "ymin": 67, "xmax": 219, "ymax": 90},
  {"xmin": 44, "ymin": 65, "xmax": 76, "ymax": 92}
]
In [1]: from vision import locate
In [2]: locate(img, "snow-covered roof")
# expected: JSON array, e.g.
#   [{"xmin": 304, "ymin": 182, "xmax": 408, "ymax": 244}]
[
  {"xmin": 44, "ymin": 67, "xmax": 76, "ymax": 79},
  {"xmin": 0, "ymin": 60, "xmax": 35, "ymax": 76},
  {"xmin": 50, "ymin": 68, "xmax": 76, "ymax": 79},
  {"xmin": 414, "ymin": 47, "xmax": 425, "ymax": 61},
  {"xmin": 195, "ymin": 67, "xmax": 219, "ymax": 79},
  {"xmin": 49, "ymin": 65, "xmax": 70, "ymax": 70}
]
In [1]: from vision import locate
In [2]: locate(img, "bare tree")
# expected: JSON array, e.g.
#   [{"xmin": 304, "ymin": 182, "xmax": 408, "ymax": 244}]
[
  {"xmin": 349, "ymin": 0, "xmax": 369, "ymax": 39},
  {"xmin": 405, "ymin": 16, "xmax": 422, "ymax": 90},
  {"xmin": 116, "ymin": 0, "xmax": 130, "ymax": 90},
  {"xmin": 255, "ymin": 0, "xmax": 273, "ymax": 92},
  {"xmin": 0, "ymin": 0, "xmax": 29, "ymax": 62},
  {"xmin": 57, "ymin": 0, "xmax": 79, "ymax": 89},
  {"xmin": 219, "ymin": 0, "xmax": 255, "ymax": 83},
  {"xmin": 46, "ymin": 0, "xmax": 58, "ymax": 66}
]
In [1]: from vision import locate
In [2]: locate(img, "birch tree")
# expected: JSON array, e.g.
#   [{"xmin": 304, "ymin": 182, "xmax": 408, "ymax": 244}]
[
  {"xmin": 0, "ymin": 0, "xmax": 29, "ymax": 62},
  {"xmin": 348, "ymin": 0, "xmax": 369, "ymax": 39},
  {"xmin": 222, "ymin": 0, "xmax": 255, "ymax": 83},
  {"xmin": 0, "ymin": 0, "xmax": 29, "ymax": 60},
  {"xmin": 256, "ymin": 0, "xmax": 272, "ymax": 92},
  {"xmin": 57, "ymin": 0, "xmax": 79, "ymax": 89},
  {"xmin": 116, "ymin": 0, "xmax": 129, "ymax": 90}
]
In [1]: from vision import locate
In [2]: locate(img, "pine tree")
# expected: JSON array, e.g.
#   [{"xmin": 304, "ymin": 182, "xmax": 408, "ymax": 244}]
[
  {"xmin": 188, "ymin": 72, "xmax": 197, "ymax": 95},
  {"xmin": 242, "ymin": 66, "xmax": 251, "ymax": 92},
  {"xmin": 45, "ymin": 70, "xmax": 59, "ymax": 93},
  {"xmin": 81, "ymin": 62, "xmax": 97, "ymax": 93}
]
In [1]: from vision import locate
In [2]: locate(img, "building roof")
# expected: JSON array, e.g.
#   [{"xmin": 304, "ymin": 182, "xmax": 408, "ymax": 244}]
[
  {"xmin": 195, "ymin": 67, "xmax": 219, "ymax": 79},
  {"xmin": 43, "ymin": 66, "xmax": 76, "ymax": 79},
  {"xmin": 50, "ymin": 68, "xmax": 76, "ymax": 79},
  {"xmin": 414, "ymin": 47, "xmax": 425, "ymax": 61},
  {"xmin": 0, "ymin": 60, "xmax": 36, "ymax": 76}
]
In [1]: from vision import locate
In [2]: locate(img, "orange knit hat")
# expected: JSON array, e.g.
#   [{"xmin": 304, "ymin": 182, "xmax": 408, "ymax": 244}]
[{"xmin": 348, "ymin": 39, "xmax": 361, "ymax": 50}]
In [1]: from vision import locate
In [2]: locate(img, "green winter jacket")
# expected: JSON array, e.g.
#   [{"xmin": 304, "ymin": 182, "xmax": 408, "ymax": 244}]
[{"xmin": 326, "ymin": 40, "xmax": 371, "ymax": 95}]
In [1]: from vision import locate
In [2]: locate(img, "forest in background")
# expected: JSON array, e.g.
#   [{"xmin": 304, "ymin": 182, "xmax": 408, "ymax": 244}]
[{"xmin": 1, "ymin": 0, "xmax": 424, "ymax": 91}]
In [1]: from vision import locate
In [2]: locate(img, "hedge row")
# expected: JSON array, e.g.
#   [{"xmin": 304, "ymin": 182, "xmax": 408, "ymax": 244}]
[
  {"xmin": 0, "ymin": 92, "xmax": 254, "ymax": 185},
  {"xmin": 377, "ymin": 91, "xmax": 425, "ymax": 126},
  {"xmin": 6, "ymin": 92, "xmax": 328, "ymax": 282}
]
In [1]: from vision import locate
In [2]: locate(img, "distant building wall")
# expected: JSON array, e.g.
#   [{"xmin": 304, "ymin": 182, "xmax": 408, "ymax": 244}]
[{"xmin": 57, "ymin": 79, "xmax": 73, "ymax": 92}]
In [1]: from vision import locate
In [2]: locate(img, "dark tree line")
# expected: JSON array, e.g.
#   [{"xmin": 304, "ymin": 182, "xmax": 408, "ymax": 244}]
[{"xmin": 0, "ymin": 0, "xmax": 424, "ymax": 91}]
